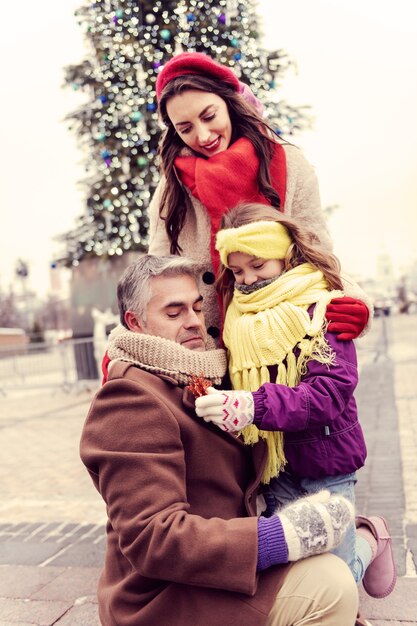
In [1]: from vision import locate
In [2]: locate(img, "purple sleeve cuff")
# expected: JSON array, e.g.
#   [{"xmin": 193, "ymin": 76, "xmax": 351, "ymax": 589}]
[
  {"xmin": 252, "ymin": 388, "xmax": 267, "ymax": 427},
  {"xmin": 257, "ymin": 515, "xmax": 289, "ymax": 571}
]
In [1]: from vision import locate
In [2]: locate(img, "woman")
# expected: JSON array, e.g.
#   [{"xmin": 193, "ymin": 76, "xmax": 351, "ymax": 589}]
[{"xmin": 148, "ymin": 51, "xmax": 370, "ymax": 342}]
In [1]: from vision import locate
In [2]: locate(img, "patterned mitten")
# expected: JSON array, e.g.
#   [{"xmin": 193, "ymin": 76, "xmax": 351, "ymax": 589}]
[
  {"xmin": 278, "ymin": 490, "xmax": 354, "ymax": 561},
  {"xmin": 195, "ymin": 387, "xmax": 254, "ymax": 432}
]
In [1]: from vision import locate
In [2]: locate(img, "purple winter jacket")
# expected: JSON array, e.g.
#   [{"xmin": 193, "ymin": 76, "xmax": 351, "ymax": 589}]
[{"xmin": 252, "ymin": 328, "xmax": 367, "ymax": 479}]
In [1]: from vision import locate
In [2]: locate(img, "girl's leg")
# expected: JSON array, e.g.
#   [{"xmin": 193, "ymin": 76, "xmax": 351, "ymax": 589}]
[
  {"xmin": 269, "ymin": 471, "xmax": 395, "ymax": 594},
  {"xmin": 268, "ymin": 470, "xmax": 305, "ymax": 507},
  {"xmin": 300, "ymin": 475, "xmax": 396, "ymax": 595},
  {"xmin": 269, "ymin": 472, "xmax": 359, "ymax": 574},
  {"xmin": 300, "ymin": 473, "xmax": 368, "ymax": 582},
  {"xmin": 267, "ymin": 474, "xmax": 362, "ymax": 576}
]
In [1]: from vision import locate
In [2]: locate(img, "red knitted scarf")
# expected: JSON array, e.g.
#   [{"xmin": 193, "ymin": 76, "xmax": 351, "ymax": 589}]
[{"xmin": 174, "ymin": 137, "xmax": 287, "ymax": 275}]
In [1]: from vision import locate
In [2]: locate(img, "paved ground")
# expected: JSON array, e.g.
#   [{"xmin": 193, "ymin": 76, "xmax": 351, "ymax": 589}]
[
  {"xmin": 354, "ymin": 314, "xmax": 417, "ymax": 625},
  {"xmin": 0, "ymin": 314, "xmax": 416, "ymax": 625}
]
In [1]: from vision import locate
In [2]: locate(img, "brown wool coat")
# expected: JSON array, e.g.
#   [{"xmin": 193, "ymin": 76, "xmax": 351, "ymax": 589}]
[{"xmin": 80, "ymin": 361, "xmax": 289, "ymax": 626}]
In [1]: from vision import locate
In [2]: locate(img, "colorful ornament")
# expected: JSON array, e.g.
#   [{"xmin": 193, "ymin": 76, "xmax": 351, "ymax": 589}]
[
  {"xmin": 131, "ymin": 111, "xmax": 143, "ymax": 122},
  {"xmin": 160, "ymin": 29, "xmax": 171, "ymax": 41},
  {"xmin": 189, "ymin": 374, "xmax": 212, "ymax": 398}
]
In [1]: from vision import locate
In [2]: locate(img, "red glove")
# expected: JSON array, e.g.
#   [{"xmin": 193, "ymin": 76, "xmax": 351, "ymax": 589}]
[
  {"xmin": 101, "ymin": 350, "xmax": 111, "ymax": 385},
  {"xmin": 325, "ymin": 296, "xmax": 369, "ymax": 340}
]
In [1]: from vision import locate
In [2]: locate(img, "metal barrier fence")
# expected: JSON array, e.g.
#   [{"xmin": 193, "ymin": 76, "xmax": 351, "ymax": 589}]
[{"xmin": 0, "ymin": 337, "xmax": 100, "ymax": 394}]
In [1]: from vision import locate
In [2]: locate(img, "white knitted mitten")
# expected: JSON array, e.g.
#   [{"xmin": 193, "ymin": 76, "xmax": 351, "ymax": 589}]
[
  {"xmin": 278, "ymin": 490, "xmax": 354, "ymax": 561},
  {"xmin": 195, "ymin": 387, "xmax": 254, "ymax": 432}
]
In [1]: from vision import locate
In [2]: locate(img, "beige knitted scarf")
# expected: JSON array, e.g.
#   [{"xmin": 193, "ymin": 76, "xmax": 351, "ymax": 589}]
[
  {"xmin": 223, "ymin": 263, "xmax": 343, "ymax": 483},
  {"xmin": 107, "ymin": 324, "xmax": 227, "ymax": 387}
]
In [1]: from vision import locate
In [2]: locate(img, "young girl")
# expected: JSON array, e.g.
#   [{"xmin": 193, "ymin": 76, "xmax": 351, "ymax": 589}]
[{"xmin": 195, "ymin": 202, "xmax": 396, "ymax": 599}]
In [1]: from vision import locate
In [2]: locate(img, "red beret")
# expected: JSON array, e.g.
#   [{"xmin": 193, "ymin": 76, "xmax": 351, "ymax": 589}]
[{"xmin": 156, "ymin": 52, "xmax": 240, "ymax": 101}]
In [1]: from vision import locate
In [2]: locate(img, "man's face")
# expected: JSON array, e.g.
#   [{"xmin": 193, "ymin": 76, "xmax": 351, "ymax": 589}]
[{"xmin": 128, "ymin": 274, "xmax": 207, "ymax": 351}]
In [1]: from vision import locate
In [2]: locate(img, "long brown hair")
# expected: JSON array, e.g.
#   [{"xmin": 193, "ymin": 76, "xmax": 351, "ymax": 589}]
[
  {"xmin": 157, "ymin": 75, "xmax": 285, "ymax": 254},
  {"xmin": 216, "ymin": 203, "xmax": 343, "ymax": 311}
]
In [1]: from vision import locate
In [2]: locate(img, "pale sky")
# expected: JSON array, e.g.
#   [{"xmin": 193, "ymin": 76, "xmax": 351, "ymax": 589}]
[
  {"xmin": 1, "ymin": 0, "xmax": 416, "ymax": 296},
  {"xmin": 260, "ymin": 0, "xmax": 417, "ymax": 280}
]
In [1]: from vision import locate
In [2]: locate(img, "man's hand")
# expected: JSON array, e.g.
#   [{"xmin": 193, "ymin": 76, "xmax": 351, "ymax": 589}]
[{"xmin": 195, "ymin": 387, "xmax": 255, "ymax": 432}]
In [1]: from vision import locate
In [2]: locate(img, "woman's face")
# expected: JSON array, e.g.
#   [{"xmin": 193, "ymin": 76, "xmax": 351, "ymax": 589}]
[{"xmin": 166, "ymin": 90, "xmax": 232, "ymax": 157}]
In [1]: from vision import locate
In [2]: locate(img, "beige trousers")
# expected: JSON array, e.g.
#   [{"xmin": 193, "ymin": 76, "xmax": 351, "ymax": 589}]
[{"xmin": 265, "ymin": 553, "xmax": 359, "ymax": 626}]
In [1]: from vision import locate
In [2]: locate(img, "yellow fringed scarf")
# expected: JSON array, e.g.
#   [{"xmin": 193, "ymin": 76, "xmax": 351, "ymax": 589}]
[{"xmin": 223, "ymin": 263, "xmax": 343, "ymax": 483}]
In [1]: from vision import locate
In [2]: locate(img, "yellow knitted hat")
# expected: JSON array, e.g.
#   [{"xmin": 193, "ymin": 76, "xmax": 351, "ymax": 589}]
[{"xmin": 216, "ymin": 221, "xmax": 292, "ymax": 268}]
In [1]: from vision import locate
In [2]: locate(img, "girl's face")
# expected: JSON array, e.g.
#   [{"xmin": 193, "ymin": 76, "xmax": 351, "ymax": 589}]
[
  {"xmin": 166, "ymin": 89, "xmax": 232, "ymax": 157},
  {"xmin": 227, "ymin": 251, "xmax": 285, "ymax": 286}
]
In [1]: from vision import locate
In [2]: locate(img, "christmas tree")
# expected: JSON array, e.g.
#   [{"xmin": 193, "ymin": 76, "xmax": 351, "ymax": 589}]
[{"xmin": 59, "ymin": 0, "xmax": 309, "ymax": 267}]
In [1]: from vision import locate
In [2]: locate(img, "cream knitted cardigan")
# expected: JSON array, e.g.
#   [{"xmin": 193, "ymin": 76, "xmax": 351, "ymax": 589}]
[{"xmin": 147, "ymin": 144, "xmax": 373, "ymax": 341}]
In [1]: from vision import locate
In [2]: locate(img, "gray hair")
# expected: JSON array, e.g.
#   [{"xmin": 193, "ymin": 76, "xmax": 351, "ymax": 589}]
[{"xmin": 117, "ymin": 254, "xmax": 201, "ymax": 328}]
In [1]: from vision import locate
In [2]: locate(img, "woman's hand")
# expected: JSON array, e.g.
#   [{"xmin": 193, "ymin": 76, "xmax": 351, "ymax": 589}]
[
  {"xmin": 195, "ymin": 387, "xmax": 255, "ymax": 432},
  {"xmin": 325, "ymin": 296, "xmax": 369, "ymax": 340}
]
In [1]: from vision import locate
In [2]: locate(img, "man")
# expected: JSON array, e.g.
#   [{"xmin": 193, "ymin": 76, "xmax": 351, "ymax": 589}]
[{"xmin": 80, "ymin": 255, "xmax": 358, "ymax": 626}]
